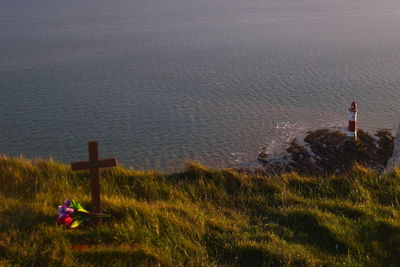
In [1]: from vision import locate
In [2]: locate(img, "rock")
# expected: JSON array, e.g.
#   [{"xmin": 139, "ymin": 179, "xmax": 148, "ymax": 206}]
[{"xmin": 257, "ymin": 146, "xmax": 268, "ymax": 163}]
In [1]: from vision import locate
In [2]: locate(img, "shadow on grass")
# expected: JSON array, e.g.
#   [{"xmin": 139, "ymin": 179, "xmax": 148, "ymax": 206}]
[
  {"xmin": 75, "ymin": 247, "xmax": 163, "ymax": 266},
  {"xmin": 361, "ymin": 220, "xmax": 400, "ymax": 265},
  {"xmin": 319, "ymin": 204, "xmax": 367, "ymax": 220},
  {"xmin": 204, "ymin": 222, "xmax": 288, "ymax": 267},
  {"xmin": 0, "ymin": 206, "xmax": 55, "ymax": 233},
  {"xmin": 280, "ymin": 210, "xmax": 348, "ymax": 255}
]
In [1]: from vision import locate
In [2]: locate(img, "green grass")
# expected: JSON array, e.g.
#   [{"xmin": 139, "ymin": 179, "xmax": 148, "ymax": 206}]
[{"xmin": 1, "ymin": 156, "xmax": 400, "ymax": 266}]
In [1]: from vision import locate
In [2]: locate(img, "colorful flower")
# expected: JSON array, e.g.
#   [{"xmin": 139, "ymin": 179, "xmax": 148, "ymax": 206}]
[
  {"xmin": 63, "ymin": 199, "xmax": 71, "ymax": 207},
  {"xmin": 56, "ymin": 199, "xmax": 110, "ymax": 229}
]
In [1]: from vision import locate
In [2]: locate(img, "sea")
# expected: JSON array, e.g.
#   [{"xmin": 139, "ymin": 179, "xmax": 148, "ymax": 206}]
[{"xmin": 1, "ymin": 0, "xmax": 400, "ymax": 171}]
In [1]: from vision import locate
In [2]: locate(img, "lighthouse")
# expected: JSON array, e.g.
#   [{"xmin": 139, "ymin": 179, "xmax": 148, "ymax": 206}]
[{"xmin": 346, "ymin": 101, "xmax": 358, "ymax": 142}]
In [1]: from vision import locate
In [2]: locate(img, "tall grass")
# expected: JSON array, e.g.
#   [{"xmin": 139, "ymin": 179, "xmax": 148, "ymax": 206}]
[{"xmin": 1, "ymin": 156, "xmax": 400, "ymax": 266}]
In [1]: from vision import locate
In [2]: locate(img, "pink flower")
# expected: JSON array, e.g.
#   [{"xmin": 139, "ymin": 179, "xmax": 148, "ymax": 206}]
[{"xmin": 66, "ymin": 208, "xmax": 74, "ymax": 214}]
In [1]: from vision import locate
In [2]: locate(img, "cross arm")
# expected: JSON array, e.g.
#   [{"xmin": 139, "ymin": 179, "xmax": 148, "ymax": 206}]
[
  {"xmin": 98, "ymin": 158, "xmax": 117, "ymax": 168},
  {"xmin": 71, "ymin": 161, "xmax": 90, "ymax": 171},
  {"xmin": 71, "ymin": 159, "xmax": 117, "ymax": 171}
]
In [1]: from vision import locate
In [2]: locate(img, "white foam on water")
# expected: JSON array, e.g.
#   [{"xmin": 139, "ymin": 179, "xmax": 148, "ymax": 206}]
[{"xmin": 229, "ymin": 120, "xmax": 348, "ymax": 168}]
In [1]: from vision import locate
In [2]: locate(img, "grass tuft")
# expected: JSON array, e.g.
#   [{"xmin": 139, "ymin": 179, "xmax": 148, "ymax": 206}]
[{"xmin": 0, "ymin": 157, "xmax": 399, "ymax": 265}]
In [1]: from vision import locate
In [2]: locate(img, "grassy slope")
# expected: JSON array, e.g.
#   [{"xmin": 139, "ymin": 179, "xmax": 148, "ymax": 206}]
[{"xmin": 1, "ymin": 156, "xmax": 400, "ymax": 266}]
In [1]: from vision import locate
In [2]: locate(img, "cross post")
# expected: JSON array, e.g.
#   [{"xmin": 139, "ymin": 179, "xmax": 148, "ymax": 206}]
[{"xmin": 71, "ymin": 141, "xmax": 117, "ymax": 213}]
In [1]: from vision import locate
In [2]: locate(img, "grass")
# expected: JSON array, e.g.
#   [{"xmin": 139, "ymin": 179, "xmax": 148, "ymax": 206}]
[{"xmin": 1, "ymin": 156, "xmax": 400, "ymax": 266}]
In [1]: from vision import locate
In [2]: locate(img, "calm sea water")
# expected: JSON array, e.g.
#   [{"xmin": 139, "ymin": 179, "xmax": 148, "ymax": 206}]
[{"xmin": 1, "ymin": 0, "xmax": 400, "ymax": 171}]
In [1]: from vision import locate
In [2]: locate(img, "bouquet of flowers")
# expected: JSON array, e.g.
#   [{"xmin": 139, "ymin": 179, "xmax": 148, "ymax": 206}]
[{"xmin": 57, "ymin": 199, "xmax": 110, "ymax": 229}]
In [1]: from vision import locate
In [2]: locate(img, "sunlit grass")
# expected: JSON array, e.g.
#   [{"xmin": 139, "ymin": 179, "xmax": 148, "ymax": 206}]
[{"xmin": 1, "ymin": 156, "xmax": 400, "ymax": 266}]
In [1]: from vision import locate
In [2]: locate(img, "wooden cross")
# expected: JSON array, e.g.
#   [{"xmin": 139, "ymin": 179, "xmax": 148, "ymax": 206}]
[{"xmin": 71, "ymin": 141, "xmax": 117, "ymax": 213}]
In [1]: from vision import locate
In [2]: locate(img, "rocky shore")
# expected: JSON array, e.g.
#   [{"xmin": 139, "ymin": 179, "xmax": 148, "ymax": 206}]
[{"xmin": 252, "ymin": 128, "xmax": 395, "ymax": 176}]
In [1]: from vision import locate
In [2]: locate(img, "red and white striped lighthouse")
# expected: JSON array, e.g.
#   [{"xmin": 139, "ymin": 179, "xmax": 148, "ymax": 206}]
[{"xmin": 347, "ymin": 101, "xmax": 358, "ymax": 141}]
